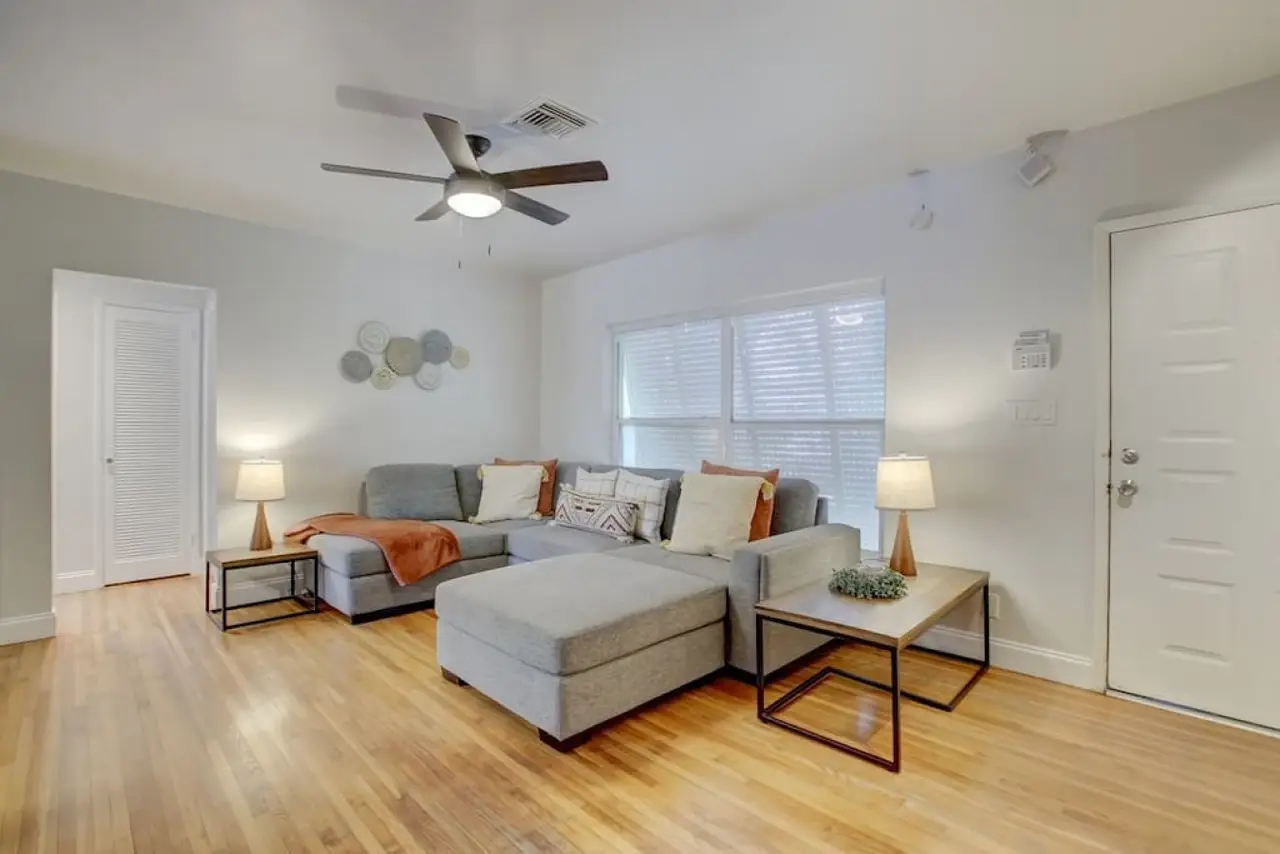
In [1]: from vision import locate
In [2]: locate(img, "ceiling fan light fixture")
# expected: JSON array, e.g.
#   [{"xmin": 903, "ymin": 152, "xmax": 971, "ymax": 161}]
[
  {"xmin": 445, "ymin": 175, "xmax": 504, "ymax": 218},
  {"xmin": 447, "ymin": 191, "xmax": 502, "ymax": 218}
]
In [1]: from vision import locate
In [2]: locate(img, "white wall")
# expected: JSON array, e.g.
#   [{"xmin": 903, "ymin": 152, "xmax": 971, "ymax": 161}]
[
  {"xmin": 0, "ymin": 169, "xmax": 539, "ymax": 634},
  {"xmin": 540, "ymin": 76, "xmax": 1280, "ymax": 681}
]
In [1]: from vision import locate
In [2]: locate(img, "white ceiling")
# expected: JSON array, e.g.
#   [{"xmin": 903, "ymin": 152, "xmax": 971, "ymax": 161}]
[{"xmin": 2, "ymin": 1, "xmax": 1280, "ymax": 280}]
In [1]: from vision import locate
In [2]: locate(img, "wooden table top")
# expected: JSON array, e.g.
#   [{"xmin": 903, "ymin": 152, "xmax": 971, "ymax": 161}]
[
  {"xmin": 206, "ymin": 542, "xmax": 318, "ymax": 569},
  {"xmin": 755, "ymin": 563, "xmax": 989, "ymax": 649}
]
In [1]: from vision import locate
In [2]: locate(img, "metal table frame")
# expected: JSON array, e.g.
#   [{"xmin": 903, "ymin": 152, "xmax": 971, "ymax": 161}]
[
  {"xmin": 205, "ymin": 554, "xmax": 320, "ymax": 631},
  {"xmin": 756, "ymin": 584, "xmax": 989, "ymax": 773}
]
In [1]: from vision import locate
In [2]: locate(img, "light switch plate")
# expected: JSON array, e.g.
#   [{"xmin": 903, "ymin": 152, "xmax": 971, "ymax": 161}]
[{"xmin": 1011, "ymin": 399, "xmax": 1057, "ymax": 426}]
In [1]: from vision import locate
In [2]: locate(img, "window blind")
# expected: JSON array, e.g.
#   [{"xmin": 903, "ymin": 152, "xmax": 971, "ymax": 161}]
[
  {"xmin": 617, "ymin": 320, "xmax": 721, "ymax": 420},
  {"xmin": 616, "ymin": 291, "xmax": 886, "ymax": 549},
  {"xmin": 732, "ymin": 298, "xmax": 885, "ymax": 421}
]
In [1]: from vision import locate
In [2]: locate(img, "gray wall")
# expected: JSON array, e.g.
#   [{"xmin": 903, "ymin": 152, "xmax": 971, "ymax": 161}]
[{"xmin": 0, "ymin": 170, "xmax": 540, "ymax": 623}]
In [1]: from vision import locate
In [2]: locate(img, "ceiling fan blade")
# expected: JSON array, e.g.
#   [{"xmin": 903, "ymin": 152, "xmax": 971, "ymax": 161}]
[
  {"xmin": 505, "ymin": 191, "xmax": 569, "ymax": 226},
  {"xmin": 492, "ymin": 160, "xmax": 609, "ymax": 190},
  {"xmin": 423, "ymin": 113, "xmax": 479, "ymax": 174},
  {"xmin": 321, "ymin": 163, "xmax": 446, "ymax": 184},
  {"xmin": 414, "ymin": 200, "xmax": 452, "ymax": 222}
]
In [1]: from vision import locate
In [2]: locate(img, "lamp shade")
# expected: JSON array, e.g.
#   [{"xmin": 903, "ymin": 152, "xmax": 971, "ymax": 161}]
[
  {"xmin": 875, "ymin": 454, "xmax": 935, "ymax": 511},
  {"xmin": 236, "ymin": 459, "xmax": 285, "ymax": 502}
]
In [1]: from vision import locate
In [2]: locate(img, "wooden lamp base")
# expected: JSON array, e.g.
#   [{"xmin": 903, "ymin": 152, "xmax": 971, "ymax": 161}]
[
  {"xmin": 888, "ymin": 510, "xmax": 918, "ymax": 577},
  {"xmin": 249, "ymin": 501, "xmax": 274, "ymax": 551}
]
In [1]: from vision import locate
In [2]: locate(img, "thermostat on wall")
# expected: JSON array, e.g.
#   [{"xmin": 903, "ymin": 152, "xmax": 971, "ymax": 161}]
[{"xmin": 1013, "ymin": 329, "xmax": 1052, "ymax": 371}]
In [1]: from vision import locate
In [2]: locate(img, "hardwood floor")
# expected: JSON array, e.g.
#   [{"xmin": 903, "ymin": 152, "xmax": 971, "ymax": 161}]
[{"xmin": 3, "ymin": 576, "xmax": 1279, "ymax": 853}]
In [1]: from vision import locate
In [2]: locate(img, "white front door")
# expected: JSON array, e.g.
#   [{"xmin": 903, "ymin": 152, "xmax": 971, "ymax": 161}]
[
  {"xmin": 102, "ymin": 304, "xmax": 201, "ymax": 585},
  {"xmin": 1109, "ymin": 203, "xmax": 1280, "ymax": 729}
]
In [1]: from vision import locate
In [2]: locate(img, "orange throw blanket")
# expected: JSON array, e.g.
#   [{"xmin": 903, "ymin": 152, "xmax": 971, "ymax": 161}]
[{"xmin": 285, "ymin": 513, "xmax": 461, "ymax": 587}]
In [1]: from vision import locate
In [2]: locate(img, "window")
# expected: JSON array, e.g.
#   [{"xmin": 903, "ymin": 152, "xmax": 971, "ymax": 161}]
[{"xmin": 615, "ymin": 288, "xmax": 886, "ymax": 547}]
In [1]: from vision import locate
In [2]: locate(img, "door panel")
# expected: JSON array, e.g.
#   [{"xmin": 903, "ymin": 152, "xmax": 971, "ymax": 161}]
[
  {"xmin": 103, "ymin": 304, "xmax": 200, "ymax": 585},
  {"xmin": 1109, "ymin": 205, "xmax": 1278, "ymax": 729}
]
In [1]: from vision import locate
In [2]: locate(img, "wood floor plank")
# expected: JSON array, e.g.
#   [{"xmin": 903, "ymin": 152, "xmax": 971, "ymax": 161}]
[{"xmin": 2, "ymin": 576, "xmax": 1279, "ymax": 853}]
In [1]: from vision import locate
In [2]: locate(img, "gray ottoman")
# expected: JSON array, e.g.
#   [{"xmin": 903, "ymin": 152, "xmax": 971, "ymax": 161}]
[{"xmin": 435, "ymin": 553, "xmax": 727, "ymax": 750}]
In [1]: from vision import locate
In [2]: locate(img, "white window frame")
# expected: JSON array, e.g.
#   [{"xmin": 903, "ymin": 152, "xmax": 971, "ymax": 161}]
[{"xmin": 611, "ymin": 278, "xmax": 886, "ymax": 548}]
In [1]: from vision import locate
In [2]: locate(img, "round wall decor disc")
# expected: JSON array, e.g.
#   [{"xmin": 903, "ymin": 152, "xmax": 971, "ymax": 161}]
[
  {"xmin": 385, "ymin": 336, "xmax": 424, "ymax": 376},
  {"xmin": 420, "ymin": 328, "xmax": 454, "ymax": 365},
  {"xmin": 339, "ymin": 350, "xmax": 373, "ymax": 383},
  {"xmin": 370, "ymin": 365, "xmax": 397, "ymax": 390},
  {"xmin": 449, "ymin": 345, "xmax": 471, "ymax": 370},
  {"xmin": 358, "ymin": 321, "xmax": 391, "ymax": 354},
  {"xmin": 414, "ymin": 362, "xmax": 443, "ymax": 391}
]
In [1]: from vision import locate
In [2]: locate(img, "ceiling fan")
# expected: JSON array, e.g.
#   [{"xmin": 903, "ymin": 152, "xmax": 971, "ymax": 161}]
[{"xmin": 320, "ymin": 113, "xmax": 608, "ymax": 226}]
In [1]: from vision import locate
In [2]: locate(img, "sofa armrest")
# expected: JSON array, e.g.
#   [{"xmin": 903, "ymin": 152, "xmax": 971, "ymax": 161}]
[
  {"xmin": 725, "ymin": 523, "xmax": 862, "ymax": 675},
  {"xmin": 731, "ymin": 523, "xmax": 861, "ymax": 599}
]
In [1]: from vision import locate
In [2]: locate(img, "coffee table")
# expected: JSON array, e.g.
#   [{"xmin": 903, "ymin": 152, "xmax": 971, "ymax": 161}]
[{"xmin": 755, "ymin": 563, "xmax": 990, "ymax": 772}]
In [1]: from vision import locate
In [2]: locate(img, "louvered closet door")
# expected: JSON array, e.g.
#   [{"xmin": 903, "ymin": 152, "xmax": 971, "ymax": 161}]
[{"xmin": 102, "ymin": 305, "xmax": 200, "ymax": 585}]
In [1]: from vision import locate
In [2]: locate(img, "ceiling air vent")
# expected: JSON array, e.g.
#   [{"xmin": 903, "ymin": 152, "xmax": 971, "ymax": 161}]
[{"xmin": 503, "ymin": 99, "xmax": 596, "ymax": 140}]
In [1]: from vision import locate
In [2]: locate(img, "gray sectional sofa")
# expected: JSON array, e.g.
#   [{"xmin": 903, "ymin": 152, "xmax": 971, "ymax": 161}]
[{"xmin": 311, "ymin": 461, "xmax": 862, "ymax": 678}]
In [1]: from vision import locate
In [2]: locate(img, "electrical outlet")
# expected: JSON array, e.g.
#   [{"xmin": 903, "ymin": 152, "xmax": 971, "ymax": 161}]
[{"xmin": 989, "ymin": 592, "xmax": 1001, "ymax": 620}]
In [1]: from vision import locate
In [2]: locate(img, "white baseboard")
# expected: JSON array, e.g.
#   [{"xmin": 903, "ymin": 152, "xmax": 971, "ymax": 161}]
[
  {"xmin": 0, "ymin": 611, "xmax": 57, "ymax": 646},
  {"xmin": 53, "ymin": 570, "xmax": 100, "ymax": 595},
  {"xmin": 915, "ymin": 626, "xmax": 1097, "ymax": 690}
]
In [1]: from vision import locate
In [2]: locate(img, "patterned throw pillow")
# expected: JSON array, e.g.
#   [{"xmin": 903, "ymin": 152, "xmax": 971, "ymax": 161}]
[
  {"xmin": 551, "ymin": 486, "xmax": 640, "ymax": 542},
  {"xmin": 574, "ymin": 469, "xmax": 619, "ymax": 497},
  {"xmin": 613, "ymin": 469, "xmax": 669, "ymax": 544}
]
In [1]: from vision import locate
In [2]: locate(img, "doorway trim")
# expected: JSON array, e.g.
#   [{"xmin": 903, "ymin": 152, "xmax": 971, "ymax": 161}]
[
  {"xmin": 51, "ymin": 270, "xmax": 218, "ymax": 594},
  {"xmin": 1090, "ymin": 196, "xmax": 1280, "ymax": 694}
]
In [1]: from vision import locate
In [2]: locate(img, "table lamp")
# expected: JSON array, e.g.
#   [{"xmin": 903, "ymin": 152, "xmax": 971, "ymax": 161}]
[
  {"xmin": 236, "ymin": 459, "xmax": 285, "ymax": 550},
  {"xmin": 875, "ymin": 454, "xmax": 935, "ymax": 577}
]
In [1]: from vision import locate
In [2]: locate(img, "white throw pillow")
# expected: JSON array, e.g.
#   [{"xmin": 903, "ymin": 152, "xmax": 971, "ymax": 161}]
[
  {"xmin": 666, "ymin": 473, "xmax": 766, "ymax": 560},
  {"xmin": 614, "ymin": 469, "xmax": 669, "ymax": 544},
  {"xmin": 574, "ymin": 468, "xmax": 619, "ymax": 497},
  {"xmin": 471, "ymin": 464, "xmax": 545, "ymax": 523}
]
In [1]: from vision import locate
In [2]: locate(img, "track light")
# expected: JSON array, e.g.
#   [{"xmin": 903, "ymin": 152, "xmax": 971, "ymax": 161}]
[{"xmin": 1019, "ymin": 129, "xmax": 1067, "ymax": 188}]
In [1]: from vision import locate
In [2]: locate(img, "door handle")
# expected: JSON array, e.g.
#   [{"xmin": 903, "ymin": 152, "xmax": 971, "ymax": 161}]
[{"xmin": 1116, "ymin": 479, "xmax": 1138, "ymax": 498}]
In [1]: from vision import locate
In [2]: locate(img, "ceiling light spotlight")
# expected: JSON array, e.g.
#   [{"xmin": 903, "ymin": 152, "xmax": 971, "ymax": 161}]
[
  {"xmin": 1019, "ymin": 129, "xmax": 1068, "ymax": 188},
  {"xmin": 907, "ymin": 168, "xmax": 934, "ymax": 230}
]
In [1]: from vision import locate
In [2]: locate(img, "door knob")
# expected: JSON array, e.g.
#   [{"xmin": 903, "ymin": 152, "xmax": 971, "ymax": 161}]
[{"xmin": 1116, "ymin": 479, "xmax": 1138, "ymax": 498}]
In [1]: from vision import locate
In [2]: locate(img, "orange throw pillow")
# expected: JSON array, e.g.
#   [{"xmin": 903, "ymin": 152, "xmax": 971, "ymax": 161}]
[
  {"xmin": 493, "ymin": 458, "xmax": 558, "ymax": 516},
  {"xmin": 700, "ymin": 461, "xmax": 780, "ymax": 541}
]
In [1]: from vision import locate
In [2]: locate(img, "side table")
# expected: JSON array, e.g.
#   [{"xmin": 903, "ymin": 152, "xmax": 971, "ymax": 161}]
[
  {"xmin": 205, "ymin": 543, "xmax": 321, "ymax": 631},
  {"xmin": 755, "ymin": 563, "xmax": 990, "ymax": 772}
]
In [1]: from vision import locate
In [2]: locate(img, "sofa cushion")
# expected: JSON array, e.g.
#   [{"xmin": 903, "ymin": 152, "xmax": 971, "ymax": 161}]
[
  {"xmin": 366, "ymin": 464, "xmax": 462, "ymax": 521},
  {"xmin": 312, "ymin": 534, "xmax": 388, "ymax": 579},
  {"xmin": 591, "ymin": 466, "xmax": 684, "ymax": 540},
  {"xmin": 552, "ymin": 461, "xmax": 593, "ymax": 507},
  {"xmin": 435, "ymin": 554, "xmax": 727, "ymax": 675},
  {"xmin": 311, "ymin": 519, "xmax": 505, "ymax": 580},
  {"xmin": 611, "ymin": 543, "xmax": 730, "ymax": 588},
  {"xmin": 771, "ymin": 478, "xmax": 821, "ymax": 535},
  {"xmin": 455, "ymin": 465, "xmax": 483, "ymax": 519},
  {"xmin": 432, "ymin": 520, "xmax": 506, "ymax": 560},
  {"xmin": 506, "ymin": 524, "xmax": 630, "ymax": 563},
  {"xmin": 480, "ymin": 518, "xmax": 546, "ymax": 534}
]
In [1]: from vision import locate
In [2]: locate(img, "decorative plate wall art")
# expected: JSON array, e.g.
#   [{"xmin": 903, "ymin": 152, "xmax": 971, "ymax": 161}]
[
  {"xmin": 339, "ymin": 350, "xmax": 374, "ymax": 383},
  {"xmin": 358, "ymin": 321, "xmax": 391, "ymax": 354},
  {"xmin": 339, "ymin": 322, "xmax": 470, "ymax": 391},
  {"xmin": 385, "ymin": 337, "xmax": 425, "ymax": 376},
  {"xmin": 420, "ymin": 329, "xmax": 453, "ymax": 365},
  {"xmin": 370, "ymin": 365, "xmax": 397, "ymax": 390}
]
